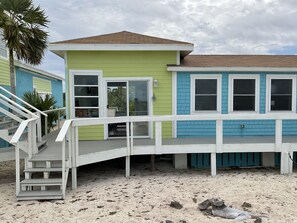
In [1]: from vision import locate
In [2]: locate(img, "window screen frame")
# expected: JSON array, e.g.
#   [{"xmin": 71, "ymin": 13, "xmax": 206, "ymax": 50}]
[
  {"xmin": 190, "ymin": 74, "xmax": 221, "ymax": 114},
  {"xmin": 228, "ymin": 74, "xmax": 260, "ymax": 113},
  {"xmin": 266, "ymin": 75, "xmax": 296, "ymax": 113}
]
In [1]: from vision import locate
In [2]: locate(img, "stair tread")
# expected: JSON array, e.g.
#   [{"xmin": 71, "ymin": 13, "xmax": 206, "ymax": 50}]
[
  {"xmin": 24, "ymin": 168, "xmax": 62, "ymax": 172},
  {"xmin": 0, "ymin": 125, "xmax": 19, "ymax": 131},
  {"xmin": 21, "ymin": 178, "xmax": 62, "ymax": 185},
  {"xmin": 29, "ymin": 156, "xmax": 62, "ymax": 161},
  {"xmin": 0, "ymin": 120, "xmax": 16, "ymax": 126},
  {"xmin": 17, "ymin": 190, "xmax": 63, "ymax": 197},
  {"xmin": 37, "ymin": 140, "xmax": 47, "ymax": 146}
]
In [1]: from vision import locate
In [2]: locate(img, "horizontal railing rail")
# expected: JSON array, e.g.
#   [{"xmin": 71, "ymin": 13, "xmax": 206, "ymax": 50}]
[
  {"xmin": 42, "ymin": 107, "xmax": 66, "ymax": 135},
  {"xmin": 69, "ymin": 113, "xmax": 297, "ymax": 127}
]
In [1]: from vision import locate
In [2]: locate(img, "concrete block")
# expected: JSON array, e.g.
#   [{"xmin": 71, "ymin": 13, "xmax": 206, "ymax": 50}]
[
  {"xmin": 173, "ymin": 154, "xmax": 187, "ymax": 169},
  {"xmin": 262, "ymin": 152, "xmax": 275, "ymax": 167}
]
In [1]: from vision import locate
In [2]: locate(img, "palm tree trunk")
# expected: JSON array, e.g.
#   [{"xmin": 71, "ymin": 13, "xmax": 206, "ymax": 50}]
[{"xmin": 9, "ymin": 48, "xmax": 16, "ymax": 100}]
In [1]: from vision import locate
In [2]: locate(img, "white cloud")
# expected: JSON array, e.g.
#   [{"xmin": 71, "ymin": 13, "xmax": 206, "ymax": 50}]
[{"xmin": 32, "ymin": 0, "xmax": 297, "ymax": 75}]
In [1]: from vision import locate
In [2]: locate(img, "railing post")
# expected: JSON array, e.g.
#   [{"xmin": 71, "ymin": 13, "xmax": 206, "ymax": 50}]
[
  {"xmin": 32, "ymin": 120, "xmax": 37, "ymax": 154},
  {"xmin": 125, "ymin": 122, "xmax": 130, "ymax": 177},
  {"xmin": 45, "ymin": 116, "xmax": 48, "ymax": 135},
  {"xmin": 58, "ymin": 110, "xmax": 61, "ymax": 129},
  {"xmin": 28, "ymin": 122, "xmax": 33, "ymax": 159},
  {"xmin": 155, "ymin": 121, "xmax": 162, "ymax": 154},
  {"xmin": 71, "ymin": 126, "xmax": 78, "ymax": 190},
  {"xmin": 62, "ymin": 139, "xmax": 66, "ymax": 198},
  {"xmin": 15, "ymin": 142, "xmax": 20, "ymax": 195},
  {"xmin": 213, "ymin": 119, "xmax": 222, "ymax": 176},
  {"xmin": 216, "ymin": 120, "xmax": 223, "ymax": 153},
  {"xmin": 275, "ymin": 119, "xmax": 282, "ymax": 152},
  {"xmin": 36, "ymin": 112, "xmax": 42, "ymax": 141},
  {"xmin": 130, "ymin": 122, "xmax": 134, "ymax": 155}
]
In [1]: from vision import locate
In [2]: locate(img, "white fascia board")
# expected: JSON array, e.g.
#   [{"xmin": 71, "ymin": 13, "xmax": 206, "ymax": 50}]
[
  {"xmin": 49, "ymin": 43, "xmax": 194, "ymax": 53},
  {"xmin": 15, "ymin": 61, "xmax": 65, "ymax": 81},
  {"xmin": 167, "ymin": 66, "xmax": 297, "ymax": 72}
]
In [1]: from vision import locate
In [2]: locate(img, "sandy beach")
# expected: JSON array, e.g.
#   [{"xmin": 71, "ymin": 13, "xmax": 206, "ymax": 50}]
[{"xmin": 0, "ymin": 158, "xmax": 297, "ymax": 223}]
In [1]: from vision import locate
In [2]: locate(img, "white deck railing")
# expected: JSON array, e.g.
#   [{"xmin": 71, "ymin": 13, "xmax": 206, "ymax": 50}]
[
  {"xmin": 56, "ymin": 113, "xmax": 297, "ymax": 190},
  {"xmin": 43, "ymin": 107, "xmax": 66, "ymax": 134},
  {"xmin": 0, "ymin": 86, "xmax": 47, "ymax": 141}
]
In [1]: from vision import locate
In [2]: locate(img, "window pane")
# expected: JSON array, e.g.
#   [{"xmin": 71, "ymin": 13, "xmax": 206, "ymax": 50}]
[
  {"xmin": 195, "ymin": 96, "xmax": 217, "ymax": 111},
  {"xmin": 233, "ymin": 96, "xmax": 255, "ymax": 111},
  {"xmin": 234, "ymin": 79, "xmax": 255, "ymax": 94},
  {"xmin": 195, "ymin": 79, "xmax": 217, "ymax": 94},
  {"xmin": 75, "ymin": 98, "xmax": 98, "ymax": 107},
  {"xmin": 271, "ymin": 96, "xmax": 292, "ymax": 111},
  {"xmin": 75, "ymin": 86, "xmax": 98, "ymax": 96},
  {"xmin": 271, "ymin": 79, "xmax": 292, "ymax": 94},
  {"xmin": 74, "ymin": 75, "xmax": 98, "ymax": 85},
  {"xmin": 75, "ymin": 109, "xmax": 99, "ymax": 118}
]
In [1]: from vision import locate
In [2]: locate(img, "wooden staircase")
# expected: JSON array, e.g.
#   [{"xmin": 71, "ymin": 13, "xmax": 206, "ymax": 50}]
[
  {"xmin": 0, "ymin": 86, "xmax": 69, "ymax": 201},
  {"xmin": 17, "ymin": 157, "xmax": 69, "ymax": 201}
]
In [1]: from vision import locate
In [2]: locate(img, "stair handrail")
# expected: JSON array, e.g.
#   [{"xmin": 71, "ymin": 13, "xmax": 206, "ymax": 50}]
[
  {"xmin": 10, "ymin": 118, "xmax": 37, "ymax": 144},
  {"xmin": 56, "ymin": 119, "xmax": 72, "ymax": 142},
  {"xmin": 0, "ymin": 86, "xmax": 47, "ymax": 117},
  {"xmin": 10, "ymin": 117, "xmax": 38, "ymax": 196},
  {"xmin": 0, "ymin": 93, "xmax": 38, "ymax": 119}
]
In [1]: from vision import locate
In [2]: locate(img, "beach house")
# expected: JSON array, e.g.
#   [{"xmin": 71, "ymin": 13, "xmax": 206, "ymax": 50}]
[{"xmin": 3, "ymin": 31, "xmax": 297, "ymax": 200}]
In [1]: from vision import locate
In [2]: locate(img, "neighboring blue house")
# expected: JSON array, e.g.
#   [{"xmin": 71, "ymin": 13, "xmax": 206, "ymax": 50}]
[
  {"xmin": 14, "ymin": 62, "xmax": 64, "ymax": 107},
  {"xmin": 168, "ymin": 55, "xmax": 297, "ymax": 168}
]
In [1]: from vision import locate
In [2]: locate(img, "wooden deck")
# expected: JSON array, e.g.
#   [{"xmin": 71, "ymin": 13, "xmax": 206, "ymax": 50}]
[{"xmin": 35, "ymin": 130, "xmax": 297, "ymax": 167}]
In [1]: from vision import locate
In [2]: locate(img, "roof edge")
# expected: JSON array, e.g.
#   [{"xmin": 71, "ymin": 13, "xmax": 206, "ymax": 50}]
[
  {"xmin": 15, "ymin": 61, "xmax": 64, "ymax": 81},
  {"xmin": 167, "ymin": 66, "xmax": 297, "ymax": 72},
  {"xmin": 49, "ymin": 43, "xmax": 194, "ymax": 58}
]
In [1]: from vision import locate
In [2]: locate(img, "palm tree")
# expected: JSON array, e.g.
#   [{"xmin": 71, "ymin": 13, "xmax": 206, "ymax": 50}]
[{"xmin": 0, "ymin": 0, "xmax": 49, "ymax": 96}]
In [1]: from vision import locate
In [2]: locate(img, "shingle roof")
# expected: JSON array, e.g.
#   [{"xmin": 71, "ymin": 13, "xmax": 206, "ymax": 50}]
[
  {"xmin": 52, "ymin": 31, "xmax": 193, "ymax": 45},
  {"xmin": 178, "ymin": 55, "xmax": 297, "ymax": 67}
]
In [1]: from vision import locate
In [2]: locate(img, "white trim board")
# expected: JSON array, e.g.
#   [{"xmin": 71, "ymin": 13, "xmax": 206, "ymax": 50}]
[
  {"xmin": 167, "ymin": 66, "xmax": 297, "ymax": 72},
  {"xmin": 190, "ymin": 74, "xmax": 222, "ymax": 114},
  {"xmin": 228, "ymin": 74, "xmax": 260, "ymax": 113},
  {"xmin": 266, "ymin": 74, "xmax": 297, "ymax": 113},
  {"xmin": 172, "ymin": 72, "xmax": 177, "ymax": 138},
  {"xmin": 49, "ymin": 44, "xmax": 194, "ymax": 58}
]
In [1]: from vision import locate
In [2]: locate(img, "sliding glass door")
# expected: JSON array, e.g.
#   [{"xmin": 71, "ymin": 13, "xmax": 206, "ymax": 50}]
[{"xmin": 107, "ymin": 80, "xmax": 149, "ymax": 138}]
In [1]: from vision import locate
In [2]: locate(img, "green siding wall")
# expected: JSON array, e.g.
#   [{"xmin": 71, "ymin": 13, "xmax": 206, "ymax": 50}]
[
  {"xmin": 67, "ymin": 51, "xmax": 176, "ymax": 140},
  {"xmin": 0, "ymin": 57, "xmax": 10, "ymax": 85},
  {"xmin": 33, "ymin": 77, "xmax": 52, "ymax": 93}
]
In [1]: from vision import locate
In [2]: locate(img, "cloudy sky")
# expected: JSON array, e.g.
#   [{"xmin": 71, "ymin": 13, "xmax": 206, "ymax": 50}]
[{"xmin": 33, "ymin": 0, "xmax": 297, "ymax": 78}]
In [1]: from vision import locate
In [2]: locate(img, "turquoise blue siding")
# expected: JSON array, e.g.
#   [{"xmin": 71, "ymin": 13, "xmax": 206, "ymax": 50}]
[
  {"xmin": 51, "ymin": 79, "xmax": 63, "ymax": 107},
  {"xmin": 176, "ymin": 72, "xmax": 297, "ymax": 167},
  {"xmin": 191, "ymin": 153, "xmax": 262, "ymax": 168},
  {"xmin": 0, "ymin": 69, "xmax": 63, "ymax": 149},
  {"xmin": 15, "ymin": 67, "xmax": 63, "ymax": 107}
]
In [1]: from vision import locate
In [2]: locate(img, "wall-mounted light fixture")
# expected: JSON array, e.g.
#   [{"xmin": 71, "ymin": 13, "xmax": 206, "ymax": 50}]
[{"xmin": 153, "ymin": 79, "xmax": 158, "ymax": 88}]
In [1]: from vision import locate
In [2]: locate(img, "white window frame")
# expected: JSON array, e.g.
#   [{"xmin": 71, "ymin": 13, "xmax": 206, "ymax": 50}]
[
  {"xmin": 190, "ymin": 74, "xmax": 221, "ymax": 114},
  {"xmin": 228, "ymin": 74, "xmax": 260, "ymax": 113},
  {"xmin": 69, "ymin": 70, "xmax": 103, "ymax": 119},
  {"xmin": 266, "ymin": 75, "xmax": 296, "ymax": 113}
]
